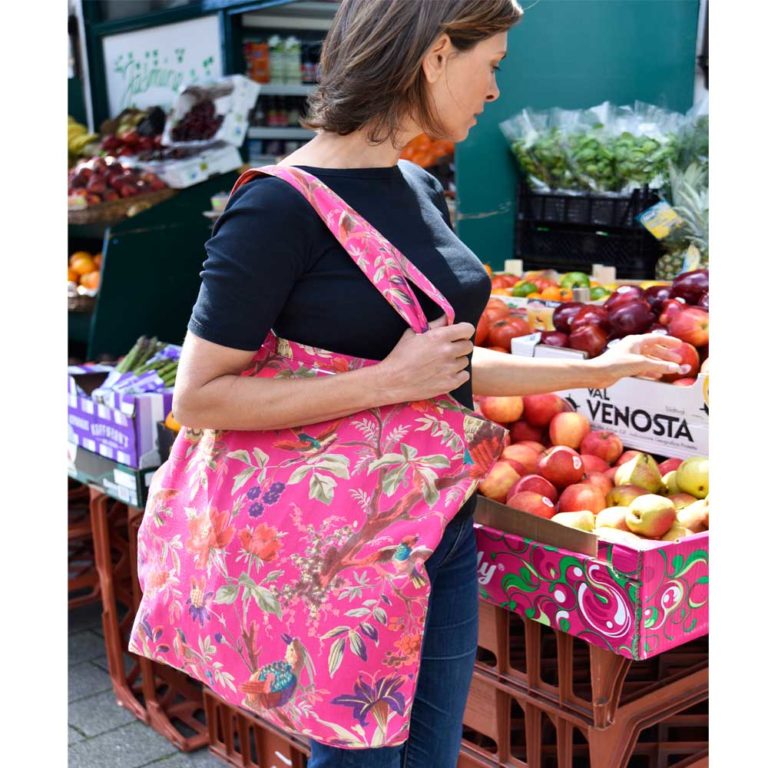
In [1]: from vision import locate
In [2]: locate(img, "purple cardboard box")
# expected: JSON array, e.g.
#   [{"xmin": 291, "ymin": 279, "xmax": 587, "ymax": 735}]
[{"xmin": 67, "ymin": 364, "xmax": 173, "ymax": 469}]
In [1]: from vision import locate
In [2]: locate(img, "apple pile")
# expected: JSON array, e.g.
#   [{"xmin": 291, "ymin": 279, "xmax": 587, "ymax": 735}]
[
  {"xmin": 548, "ymin": 270, "xmax": 709, "ymax": 372},
  {"xmin": 68, "ymin": 156, "xmax": 168, "ymax": 208},
  {"xmin": 100, "ymin": 131, "xmax": 163, "ymax": 157},
  {"xmin": 475, "ymin": 392, "xmax": 709, "ymax": 544}
]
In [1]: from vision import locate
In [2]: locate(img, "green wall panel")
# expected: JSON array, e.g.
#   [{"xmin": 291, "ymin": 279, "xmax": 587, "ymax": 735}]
[{"xmin": 456, "ymin": 0, "xmax": 701, "ymax": 268}]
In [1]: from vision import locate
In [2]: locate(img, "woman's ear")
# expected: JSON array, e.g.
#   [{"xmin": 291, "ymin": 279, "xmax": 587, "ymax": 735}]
[{"xmin": 422, "ymin": 33, "xmax": 453, "ymax": 84}]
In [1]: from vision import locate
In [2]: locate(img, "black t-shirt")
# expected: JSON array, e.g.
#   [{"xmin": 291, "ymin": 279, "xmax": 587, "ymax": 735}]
[{"xmin": 188, "ymin": 160, "xmax": 492, "ymax": 522}]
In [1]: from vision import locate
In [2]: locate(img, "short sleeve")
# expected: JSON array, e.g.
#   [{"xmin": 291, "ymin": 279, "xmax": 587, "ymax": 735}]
[{"xmin": 187, "ymin": 177, "xmax": 315, "ymax": 350}]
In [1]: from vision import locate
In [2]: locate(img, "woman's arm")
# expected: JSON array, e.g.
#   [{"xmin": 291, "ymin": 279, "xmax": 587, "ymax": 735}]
[
  {"xmin": 173, "ymin": 317, "xmax": 474, "ymax": 431},
  {"xmin": 472, "ymin": 334, "xmax": 689, "ymax": 397}
]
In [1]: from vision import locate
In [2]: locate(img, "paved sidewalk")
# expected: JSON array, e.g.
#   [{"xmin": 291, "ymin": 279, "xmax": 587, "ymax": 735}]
[{"xmin": 68, "ymin": 602, "xmax": 224, "ymax": 768}]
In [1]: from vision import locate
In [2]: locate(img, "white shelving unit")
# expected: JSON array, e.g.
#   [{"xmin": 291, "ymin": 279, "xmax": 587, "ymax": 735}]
[
  {"xmin": 241, "ymin": 1, "xmax": 338, "ymax": 32},
  {"xmin": 257, "ymin": 83, "xmax": 317, "ymax": 96},
  {"xmin": 247, "ymin": 127, "xmax": 316, "ymax": 140}
]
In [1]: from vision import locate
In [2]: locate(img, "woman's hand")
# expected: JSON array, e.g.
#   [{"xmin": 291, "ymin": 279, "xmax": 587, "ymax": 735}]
[
  {"xmin": 588, "ymin": 334, "xmax": 690, "ymax": 389},
  {"xmin": 377, "ymin": 315, "xmax": 475, "ymax": 403}
]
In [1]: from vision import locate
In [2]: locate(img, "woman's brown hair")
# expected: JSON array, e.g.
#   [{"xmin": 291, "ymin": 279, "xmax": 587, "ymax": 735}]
[{"xmin": 303, "ymin": 0, "xmax": 524, "ymax": 144}]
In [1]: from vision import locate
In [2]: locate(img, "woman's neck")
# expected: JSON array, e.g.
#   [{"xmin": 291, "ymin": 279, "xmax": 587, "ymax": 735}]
[{"xmin": 280, "ymin": 124, "xmax": 420, "ymax": 170}]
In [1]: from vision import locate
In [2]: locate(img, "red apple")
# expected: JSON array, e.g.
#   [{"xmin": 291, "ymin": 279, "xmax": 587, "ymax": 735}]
[
  {"xmin": 580, "ymin": 454, "xmax": 610, "ymax": 473},
  {"xmin": 583, "ymin": 472, "xmax": 613, "ymax": 499},
  {"xmin": 506, "ymin": 491, "xmax": 557, "ymax": 520},
  {"xmin": 644, "ymin": 285, "xmax": 672, "ymax": 315},
  {"xmin": 501, "ymin": 444, "xmax": 540, "ymax": 475},
  {"xmin": 605, "ymin": 285, "xmax": 646, "ymax": 309},
  {"xmin": 607, "ymin": 299, "xmax": 655, "ymax": 337},
  {"xmin": 658, "ymin": 458, "xmax": 683, "ymax": 475},
  {"xmin": 503, "ymin": 459, "xmax": 528, "ymax": 476},
  {"xmin": 522, "ymin": 394, "xmax": 569, "ymax": 427},
  {"xmin": 540, "ymin": 330, "xmax": 570, "ymax": 348},
  {"xmin": 660, "ymin": 341, "xmax": 700, "ymax": 383},
  {"xmin": 571, "ymin": 305, "xmax": 610, "ymax": 332},
  {"xmin": 536, "ymin": 446, "xmax": 586, "ymax": 489},
  {"xmin": 605, "ymin": 466, "xmax": 619, "ymax": 483},
  {"xmin": 509, "ymin": 421, "xmax": 544, "ymax": 443},
  {"xmin": 557, "ymin": 483, "xmax": 607, "ymax": 515},
  {"xmin": 549, "ymin": 412, "xmax": 590, "ymax": 450},
  {"xmin": 508, "ymin": 474, "xmax": 558, "ymax": 503},
  {"xmin": 580, "ymin": 431, "xmax": 624, "ymax": 465},
  {"xmin": 616, "ymin": 450, "xmax": 643, "ymax": 466},
  {"xmin": 668, "ymin": 307, "xmax": 709, "ymax": 347},
  {"xmin": 658, "ymin": 298, "xmax": 687, "ymax": 326},
  {"xmin": 568, "ymin": 324, "xmax": 609, "ymax": 358},
  {"xmin": 670, "ymin": 269, "xmax": 708, "ymax": 305},
  {"xmin": 671, "ymin": 378, "xmax": 697, "ymax": 386},
  {"xmin": 516, "ymin": 440, "xmax": 546, "ymax": 455},
  {"xmin": 552, "ymin": 302, "xmax": 585, "ymax": 334},
  {"xmin": 480, "ymin": 395, "xmax": 524, "ymax": 424},
  {"xmin": 478, "ymin": 461, "xmax": 522, "ymax": 502}
]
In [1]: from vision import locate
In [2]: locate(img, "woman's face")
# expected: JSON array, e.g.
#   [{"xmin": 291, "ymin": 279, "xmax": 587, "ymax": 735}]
[{"xmin": 426, "ymin": 32, "xmax": 508, "ymax": 142}]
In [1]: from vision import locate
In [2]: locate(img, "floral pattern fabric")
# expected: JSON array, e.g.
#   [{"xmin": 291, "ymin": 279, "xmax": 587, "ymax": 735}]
[{"xmin": 128, "ymin": 166, "xmax": 506, "ymax": 749}]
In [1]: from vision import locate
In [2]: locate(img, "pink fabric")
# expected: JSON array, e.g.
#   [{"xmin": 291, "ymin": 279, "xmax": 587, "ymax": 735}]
[{"xmin": 128, "ymin": 166, "xmax": 506, "ymax": 749}]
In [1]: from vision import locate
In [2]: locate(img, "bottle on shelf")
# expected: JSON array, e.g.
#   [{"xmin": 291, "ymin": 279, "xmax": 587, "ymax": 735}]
[
  {"xmin": 244, "ymin": 39, "xmax": 271, "ymax": 84},
  {"xmin": 268, "ymin": 35, "xmax": 286, "ymax": 84},
  {"xmin": 266, "ymin": 96, "xmax": 279, "ymax": 127},
  {"xmin": 287, "ymin": 97, "xmax": 302, "ymax": 128},
  {"xmin": 301, "ymin": 42, "xmax": 315, "ymax": 84},
  {"xmin": 284, "ymin": 36, "xmax": 302, "ymax": 85}
]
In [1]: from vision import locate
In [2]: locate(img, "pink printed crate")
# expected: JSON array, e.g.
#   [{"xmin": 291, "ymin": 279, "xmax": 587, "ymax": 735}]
[
  {"xmin": 474, "ymin": 496, "xmax": 708, "ymax": 660},
  {"xmin": 68, "ymin": 364, "xmax": 173, "ymax": 469}
]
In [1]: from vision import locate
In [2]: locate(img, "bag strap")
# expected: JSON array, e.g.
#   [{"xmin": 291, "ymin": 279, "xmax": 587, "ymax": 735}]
[{"xmin": 229, "ymin": 165, "xmax": 455, "ymax": 333}]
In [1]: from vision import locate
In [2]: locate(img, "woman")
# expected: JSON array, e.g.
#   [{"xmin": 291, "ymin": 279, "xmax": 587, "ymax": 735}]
[{"xmin": 174, "ymin": 1, "xmax": 686, "ymax": 765}]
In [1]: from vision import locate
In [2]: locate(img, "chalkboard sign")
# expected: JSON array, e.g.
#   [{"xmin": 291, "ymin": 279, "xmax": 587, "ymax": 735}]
[{"xmin": 102, "ymin": 15, "xmax": 222, "ymax": 116}]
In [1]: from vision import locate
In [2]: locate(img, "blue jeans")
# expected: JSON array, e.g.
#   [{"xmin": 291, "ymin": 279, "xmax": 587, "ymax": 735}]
[{"xmin": 307, "ymin": 513, "xmax": 479, "ymax": 767}]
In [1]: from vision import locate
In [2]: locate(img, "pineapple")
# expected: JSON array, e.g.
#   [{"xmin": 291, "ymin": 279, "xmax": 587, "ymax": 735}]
[{"xmin": 655, "ymin": 162, "xmax": 709, "ymax": 280}]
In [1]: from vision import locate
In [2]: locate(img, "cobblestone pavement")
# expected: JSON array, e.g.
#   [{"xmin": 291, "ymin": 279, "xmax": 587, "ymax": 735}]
[{"xmin": 68, "ymin": 602, "xmax": 224, "ymax": 768}]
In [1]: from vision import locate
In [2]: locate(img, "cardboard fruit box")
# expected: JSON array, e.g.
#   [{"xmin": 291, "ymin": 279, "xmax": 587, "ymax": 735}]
[
  {"xmin": 68, "ymin": 364, "xmax": 173, "ymax": 469},
  {"xmin": 67, "ymin": 442, "xmax": 156, "ymax": 509},
  {"xmin": 511, "ymin": 333, "xmax": 708, "ymax": 460},
  {"xmin": 473, "ymin": 495, "xmax": 708, "ymax": 660}
]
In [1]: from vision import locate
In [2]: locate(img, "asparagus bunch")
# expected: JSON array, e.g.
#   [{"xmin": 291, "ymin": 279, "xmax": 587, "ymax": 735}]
[{"xmin": 113, "ymin": 336, "xmax": 178, "ymax": 387}]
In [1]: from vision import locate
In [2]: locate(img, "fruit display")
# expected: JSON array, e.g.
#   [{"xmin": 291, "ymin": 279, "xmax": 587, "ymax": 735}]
[
  {"xmin": 400, "ymin": 133, "xmax": 455, "ymax": 169},
  {"xmin": 68, "ymin": 116, "xmax": 100, "ymax": 166},
  {"xmin": 475, "ymin": 391, "xmax": 708, "ymax": 544},
  {"xmin": 98, "ymin": 106, "xmax": 167, "ymax": 157},
  {"xmin": 68, "ymin": 156, "xmax": 168, "ymax": 209},
  {"xmin": 68, "ymin": 250, "xmax": 101, "ymax": 295},
  {"xmin": 171, "ymin": 98, "xmax": 224, "ymax": 142}
]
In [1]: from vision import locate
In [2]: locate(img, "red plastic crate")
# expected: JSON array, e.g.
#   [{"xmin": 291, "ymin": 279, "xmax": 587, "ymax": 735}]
[{"xmin": 204, "ymin": 688, "xmax": 309, "ymax": 768}]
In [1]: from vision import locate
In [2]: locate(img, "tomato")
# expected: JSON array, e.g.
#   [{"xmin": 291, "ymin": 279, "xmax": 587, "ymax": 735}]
[
  {"xmin": 484, "ymin": 298, "xmax": 511, "ymax": 322},
  {"xmin": 491, "ymin": 274, "xmax": 519, "ymax": 290},
  {"xmin": 475, "ymin": 312, "xmax": 490, "ymax": 346},
  {"xmin": 487, "ymin": 317, "xmax": 532, "ymax": 349}
]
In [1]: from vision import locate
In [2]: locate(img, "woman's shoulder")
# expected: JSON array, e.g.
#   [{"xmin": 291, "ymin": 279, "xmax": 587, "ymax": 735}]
[
  {"xmin": 397, "ymin": 159, "xmax": 443, "ymax": 194},
  {"xmin": 224, "ymin": 172, "xmax": 320, "ymax": 220}
]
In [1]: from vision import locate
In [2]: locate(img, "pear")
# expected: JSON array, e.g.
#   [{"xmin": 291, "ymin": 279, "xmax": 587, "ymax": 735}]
[
  {"xmin": 606, "ymin": 484, "xmax": 646, "ymax": 507},
  {"xmin": 661, "ymin": 521, "xmax": 694, "ymax": 541},
  {"xmin": 594, "ymin": 527, "xmax": 644, "ymax": 546},
  {"xmin": 614, "ymin": 453, "xmax": 663, "ymax": 494},
  {"xmin": 551, "ymin": 511, "xmax": 595, "ymax": 532},
  {"xmin": 595, "ymin": 506, "xmax": 631, "ymax": 531},
  {"xmin": 667, "ymin": 492, "xmax": 697, "ymax": 510},
  {"xmin": 676, "ymin": 457, "xmax": 709, "ymax": 499},
  {"xmin": 625, "ymin": 494, "xmax": 676, "ymax": 538},
  {"xmin": 676, "ymin": 497, "xmax": 709, "ymax": 533},
  {"xmin": 661, "ymin": 470, "xmax": 680, "ymax": 495}
]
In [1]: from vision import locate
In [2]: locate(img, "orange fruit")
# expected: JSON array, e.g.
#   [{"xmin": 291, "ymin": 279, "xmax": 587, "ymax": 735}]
[
  {"xmin": 527, "ymin": 291, "xmax": 544, "ymax": 300},
  {"xmin": 165, "ymin": 412, "xmax": 182, "ymax": 432},
  {"xmin": 93, "ymin": 252, "xmax": 103, "ymax": 269},
  {"xmin": 70, "ymin": 254, "xmax": 96, "ymax": 275},
  {"xmin": 79, "ymin": 271, "xmax": 100, "ymax": 290},
  {"xmin": 69, "ymin": 250, "xmax": 91, "ymax": 266},
  {"xmin": 540, "ymin": 286, "xmax": 562, "ymax": 301},
  {"xmin": 483, "ymin": 263, "xmax": 493, "ymax": 276},
  {"xmin": 67, "ymin": 267, "xmax": 79, "ymax": 283}
]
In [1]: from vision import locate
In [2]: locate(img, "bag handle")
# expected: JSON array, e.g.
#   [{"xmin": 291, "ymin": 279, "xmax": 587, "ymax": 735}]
[{"xmin": 229, "ymin": 165, "xmax": 456, "ymax": 333}]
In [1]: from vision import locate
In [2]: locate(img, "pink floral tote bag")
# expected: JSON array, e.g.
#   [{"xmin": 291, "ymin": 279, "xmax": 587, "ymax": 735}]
[{"xmin": 128, "ymin": 165, "xmax": 506, "ymax": 749}]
